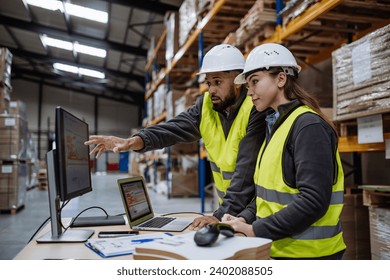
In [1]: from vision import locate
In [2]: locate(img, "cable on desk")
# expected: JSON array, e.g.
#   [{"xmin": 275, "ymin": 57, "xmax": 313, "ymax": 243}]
[
  {"xmin": 28, "ymin": 199, "xmax": 71, "ymax": 242},
  {"xmin": 28, "ymin": 217, "xmax": 50, "ymax": 243},
  {"xmin": 67, "ymin": 206, "xmax": 109, "ymax": 229}
]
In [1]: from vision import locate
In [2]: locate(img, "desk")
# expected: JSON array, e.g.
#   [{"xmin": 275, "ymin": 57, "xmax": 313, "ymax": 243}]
[
  {"xmin": 15, "ymin": 214, "xmax": 197, "ymax": 260},
  {"xmin": 14, "ymin": 220, "xmax": 145, "ymax": 260},
  {"xmin": 14, "ymin": 215, "xmax": 271, "ymax": 260}
]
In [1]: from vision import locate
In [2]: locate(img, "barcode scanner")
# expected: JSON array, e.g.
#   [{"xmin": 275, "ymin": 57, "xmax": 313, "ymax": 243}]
[{"xmin": 194, "ymin": 223, "xmax": 235, "ymax": 247}]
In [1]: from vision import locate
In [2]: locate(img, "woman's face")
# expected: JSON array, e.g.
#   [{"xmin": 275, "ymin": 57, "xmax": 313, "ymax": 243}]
[{"xmin": 245, "ymin": 70, "xmax": 286, "ymax": 112}]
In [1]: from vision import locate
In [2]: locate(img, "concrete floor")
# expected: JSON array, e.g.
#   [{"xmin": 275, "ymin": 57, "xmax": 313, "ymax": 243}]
[{"xmin": 0, "ymin": 172, "xmax": 213, "ymax": 260}]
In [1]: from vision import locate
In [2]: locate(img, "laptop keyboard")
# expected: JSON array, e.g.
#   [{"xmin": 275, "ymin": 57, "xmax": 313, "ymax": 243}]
[{"xmin": 140, "ymin": 217, "xmax": 175, "ymax": 228}]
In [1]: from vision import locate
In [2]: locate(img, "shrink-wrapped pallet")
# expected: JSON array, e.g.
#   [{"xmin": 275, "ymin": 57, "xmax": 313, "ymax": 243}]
[{"xmin": 332, "ymin": 24, "xmax": 390, "ymax": 121}]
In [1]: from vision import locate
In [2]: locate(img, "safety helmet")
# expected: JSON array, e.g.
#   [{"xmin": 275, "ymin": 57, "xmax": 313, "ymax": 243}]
[
  {"xmin": 234, "ymin": 43, "xmax": 301, "ymax": 84},
  {"xmin": 197, "ymin": 44, "xmax": 245, "ymax": 75}
]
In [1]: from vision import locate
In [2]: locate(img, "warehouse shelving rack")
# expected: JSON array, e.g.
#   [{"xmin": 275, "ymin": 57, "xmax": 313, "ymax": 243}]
[{"xmin": 144, "ymin": 0, "xmax": 390, "ymax": 211}]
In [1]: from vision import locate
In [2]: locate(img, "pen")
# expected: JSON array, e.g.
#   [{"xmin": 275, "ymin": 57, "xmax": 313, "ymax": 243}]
[
  {"xmin": 99, "ymin": 233, "xmax": 138, "ymax": 238},
  {"xmin": 131, "ymin": 238, "xmax": 163, "ymax": 243}
]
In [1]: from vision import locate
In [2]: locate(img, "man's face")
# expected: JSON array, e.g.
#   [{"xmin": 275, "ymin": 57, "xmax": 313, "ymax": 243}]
[{"xmin": 204, "ymin": 71, "xmax": 238, "ymax": 112}]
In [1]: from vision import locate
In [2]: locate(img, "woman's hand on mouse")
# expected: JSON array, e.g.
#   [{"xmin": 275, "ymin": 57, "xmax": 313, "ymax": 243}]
[{"xmin": 222, "ymin": 214, "xmax": 255, "ymax": 237}]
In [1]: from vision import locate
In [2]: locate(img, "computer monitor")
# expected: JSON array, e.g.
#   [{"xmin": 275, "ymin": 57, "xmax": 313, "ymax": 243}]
[
  {"xmin": 37, "ymin": 107, "xmax": 94, "ymax": 243},
  {"xmin": 37, "ymin": 107, "xmax": 125, "ymax": 243},
  {"xmin": 56, "ymin": 106, "xmax": 93, "ymax": 201}
]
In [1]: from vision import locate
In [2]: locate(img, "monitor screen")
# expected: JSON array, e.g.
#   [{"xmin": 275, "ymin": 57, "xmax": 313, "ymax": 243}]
[
  {"xmin": 55, "ymin": 106, "xmax": 92, "ymax": 201},
  {"xmin": 121, "ymin": 180, "xmax": 152, "ymax": 221}
]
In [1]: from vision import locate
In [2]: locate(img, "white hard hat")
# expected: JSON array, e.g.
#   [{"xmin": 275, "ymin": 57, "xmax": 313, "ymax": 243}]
[
  {"xmin": 235, "ymin": 43, "xmax": 301, "ymax": 84},
  {"xmin": 197, "ymin": 44, "xmax": 245, "ymax": 75}
]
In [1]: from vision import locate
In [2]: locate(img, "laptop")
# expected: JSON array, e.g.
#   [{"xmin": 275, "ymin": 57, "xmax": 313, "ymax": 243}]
[{"xmin": 117, "ymin": 176, "xmax": 193, "ymax": 232}]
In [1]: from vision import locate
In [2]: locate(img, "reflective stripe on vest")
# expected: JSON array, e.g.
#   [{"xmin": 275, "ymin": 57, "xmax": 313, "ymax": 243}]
[
  {"xmin": 209, "ymin": 161, "xmax": 234, "ymax": 180},
  {"xmin": 200, "ymin": 92, "xmax": 253, "ymax": 203},
  {"xmin": 255, "ymin": 184, "xmax": 344, "ymax": 206},
  {"xmin": 254, "ymin": 105, "xmax": 346, "ymax": 258}
]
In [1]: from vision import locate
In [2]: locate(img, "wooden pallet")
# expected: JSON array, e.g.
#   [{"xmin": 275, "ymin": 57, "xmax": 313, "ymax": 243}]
[
  {"xmin": 37, "ymin": 168, "xmax": 48, "ymax": 190},
  {"xmin": 358, "ymin": 185, "xmax": 390, "ymax": 206},
  {"xmin": 0, "ymin": 204, "xmax": 25, "ymax": 215}
]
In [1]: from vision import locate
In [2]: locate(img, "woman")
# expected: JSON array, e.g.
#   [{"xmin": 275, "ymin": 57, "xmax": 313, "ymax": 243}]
[{"xmin": 223, "ymin": 43, "xmax": 346, "ymax": 260}]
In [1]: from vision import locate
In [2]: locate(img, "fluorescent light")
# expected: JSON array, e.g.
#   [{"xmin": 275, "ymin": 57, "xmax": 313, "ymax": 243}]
[
  {"xmin": 26, "ymin": 0, "xmax": 108, "ymax": 23},
  {"xmin": 41, "ymin": 35, "xmax": 106, "ymax": 58},
  {"xmin": 79, "ymin": 68, "xmax": 105, "ymax": 79},
  {"xmin": 53, "ymin": 63, "xmax": 105, "ymax": 79},
  {"xmin": 53, "ymin": 63, "xmax": 78, "ymax": 74},
  {"xmin": 26, "ymin": 0, "xmax": 63, "ymax": 12},
  {"xmin": 74, "ymin": 42, "xmax": 107, "ymax": 58},
  {"xmin": 65, "ymin": 3, "xmax": 108, "ymax": 23},
  {"xmin": 41, "ymin": 35, "xmax": 73, "ymax": 50}
]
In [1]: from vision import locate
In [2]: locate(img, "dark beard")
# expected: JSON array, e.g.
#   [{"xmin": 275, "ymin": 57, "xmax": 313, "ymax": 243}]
[{"xmin": 212, "ymin": 87, "xmax": 237, "ymax": 113}]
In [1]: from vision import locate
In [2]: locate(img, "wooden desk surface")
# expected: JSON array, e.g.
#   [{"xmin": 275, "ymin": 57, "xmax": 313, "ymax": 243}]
[{"xmin": 14, "ymin": 215, "xmax": 194, "ymax": 260}]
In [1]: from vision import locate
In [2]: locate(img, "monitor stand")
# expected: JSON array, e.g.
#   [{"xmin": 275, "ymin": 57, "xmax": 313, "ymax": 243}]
[
  {"xmin": 37, "ymin": 228, "xmax": 94, "ymax": 243},
  {"xmin": 37, "ymin": 150, "xmax": 94, "ymax": 243}
]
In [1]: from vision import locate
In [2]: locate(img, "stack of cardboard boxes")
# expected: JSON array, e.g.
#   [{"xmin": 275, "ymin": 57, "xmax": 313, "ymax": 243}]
[
  {"xmin": 341, "ymin": 192, "xmax": 371, "ymax": 259},
  {"xmin": 0, "ymin": 48, "xmax": 29, "ymax": 213},
  {"xmin": 0, "ymin": 48, "xmax": 11, "ymax": 114}
]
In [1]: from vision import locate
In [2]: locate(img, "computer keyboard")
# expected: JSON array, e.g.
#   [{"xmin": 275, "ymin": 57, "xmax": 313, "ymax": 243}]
[{"xmin": 140, "ymin": 217, "xmax": 175, "ymax": 228}]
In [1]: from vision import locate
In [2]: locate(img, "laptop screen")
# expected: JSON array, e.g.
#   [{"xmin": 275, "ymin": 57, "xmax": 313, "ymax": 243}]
[{"xmin": 119, "ymin": 178, "xmax": 153, "ymax": 222}]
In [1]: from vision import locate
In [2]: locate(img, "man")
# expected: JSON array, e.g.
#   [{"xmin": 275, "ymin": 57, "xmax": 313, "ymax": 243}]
[{"xmin": 85, "ymin": 44, "xmax": 267, "ymax": 229}]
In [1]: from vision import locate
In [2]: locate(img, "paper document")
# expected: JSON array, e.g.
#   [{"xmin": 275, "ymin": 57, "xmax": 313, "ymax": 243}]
[{"xmin": 85, "ymin": 232, "xmax": 171, "ymax": 258}]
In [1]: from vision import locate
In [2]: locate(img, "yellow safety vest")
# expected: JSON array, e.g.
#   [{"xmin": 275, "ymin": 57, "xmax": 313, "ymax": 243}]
[
  {"xmin": 254, "ymin": 105, "xmax": 346, "ymax": 258},
  {"xmin": 200, "ymin": 92, "xmax": 253, "ymax": 203}
]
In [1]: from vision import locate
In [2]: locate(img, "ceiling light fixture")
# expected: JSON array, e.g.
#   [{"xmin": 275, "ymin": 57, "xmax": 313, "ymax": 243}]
[
  {"xmin": 74, "ymin": 42, "xmax": 107, "ymax": 58},
  {"xmin": 53, "ymin": 63, "xmax": 78, "ymax": 74},
  {"xmin": 53, "ymin": 63, "xmax": 105, "ymax": 79},
  {"xmin": 25, "ymin": 0, "xmax": 63, "ymax": 11},
  {"xmin": 41, "ymin": 35, "xmax": 73, "ymax": 50},
  {"xmin": 65, "ymin": 3, "xmax": 108, "ymax": 23},
  {"xmin": 41, "ymin": 35, "xmax": 106, "ymax": 58},
  {"xmin": 26, "ymin": 0, "xmax": 108, "ymax": 23}
]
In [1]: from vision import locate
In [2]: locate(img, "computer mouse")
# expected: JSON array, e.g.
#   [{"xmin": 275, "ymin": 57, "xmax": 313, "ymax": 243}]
[
  {"xmin": 194, "ymin": 224, "xmax": 219, "ymax": 247},
  {"xmin": 194, "ymin": 223, "xmax": 235, "ymax": 247},
  {"xmin": 217, "ymin": 223, "xmax": 235, "ymax": 237}
]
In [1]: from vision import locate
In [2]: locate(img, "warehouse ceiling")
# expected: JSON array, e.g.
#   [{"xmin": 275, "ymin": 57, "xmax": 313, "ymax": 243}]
[
  {"xmin": 0, "ymin": 0, "xmax": 184, "ymax": 106},
  {"xmin": 1, "ymin": 0, "xmax": 389, "ymax": 109}
]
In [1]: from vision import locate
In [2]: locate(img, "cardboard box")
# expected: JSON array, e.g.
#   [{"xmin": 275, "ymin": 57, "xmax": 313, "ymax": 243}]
[
  {"xmin": 0, "ymin": 114, "xmax": 28, "ymax": 160},
  {"xmin": 0, "ymin": 48, "xmax": 12, "ymax": 89},
  {"xmin": 170, "ymin": 142, "xmax": 198, "ymax": 155},
  {"xmin": 0, "ymin": 86, "xmax": 11, "ymax": 113},
  {"xmin": 368, "ymin": 206, "xmax": 390, "ymax": 260},
  {"xmin": 166, "ymin": 89, "xmax": 185, "ymax": 120},
  {"xmin": 340, "ymin": 194, "xmax": 371, "ymax": 259},
  {"xmin": 174, "ymin": 88, "xmax": 198, "ymax": 116},
  {"xmin": 171, "ymin": 170, "xmax": 198, "ymax": 197},
  {"xmin": 146, "ymin": 98, "xmax": 153, "ymax": 123},
  {"xmin": 153, "ymin": 84, "xmax": 166, "ymax": 118},
  {"xmin": 165, "ymin": 11, "xmax": 179, "ymax": 70},
  {"xmin": 0, "ymin": 160, "xmax": 27, "ymax": 210},
  {"xmin": 178, "ymin": 0, "xmax": 198, "ymax": 46},
  {"xmin": 9, "ymin": 100, "xmax": 27, "ymax": 119}
]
